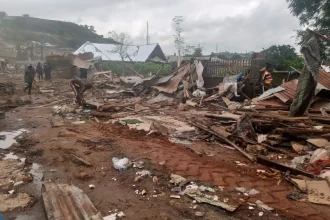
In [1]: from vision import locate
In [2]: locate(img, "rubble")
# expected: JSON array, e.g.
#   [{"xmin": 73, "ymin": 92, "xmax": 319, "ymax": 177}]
[
  {"xmin": 2, "ymin": 42, "xmax": 330, "ymax": 220},
  {"xmin": 0, "ymin": 193, "xmax": 33, "ymax": 212}
]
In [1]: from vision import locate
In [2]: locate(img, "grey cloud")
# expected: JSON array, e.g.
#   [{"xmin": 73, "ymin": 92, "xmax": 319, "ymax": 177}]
[{"xmin": 0, "ymin": 0, "xmax": 300, "ymax": 54}]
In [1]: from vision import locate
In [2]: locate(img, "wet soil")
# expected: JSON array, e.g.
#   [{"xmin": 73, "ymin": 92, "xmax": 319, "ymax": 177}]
[{"xmin": 0, "ymin": 75, "xmax": 329, "ymax": 220}]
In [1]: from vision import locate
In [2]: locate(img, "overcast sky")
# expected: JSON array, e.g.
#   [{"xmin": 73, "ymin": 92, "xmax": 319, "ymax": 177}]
[{"xmin": 1, "ymin": 0, "xmax": 301, "ymax": 55}]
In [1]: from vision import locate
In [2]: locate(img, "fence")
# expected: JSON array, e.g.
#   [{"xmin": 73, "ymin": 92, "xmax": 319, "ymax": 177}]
[{"xmin": 203, "ymin": 59, "xmax": 251, "ymax": 77}]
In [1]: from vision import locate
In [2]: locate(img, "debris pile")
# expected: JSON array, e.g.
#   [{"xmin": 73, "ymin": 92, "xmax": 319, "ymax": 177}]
[{"xmin": 0, "ymin": 82, "xmax": 15, "ymax": 95}]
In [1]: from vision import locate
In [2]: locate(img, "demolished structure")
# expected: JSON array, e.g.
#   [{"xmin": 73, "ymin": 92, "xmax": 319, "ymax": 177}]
[{"xmin": 2, "ymin": 30, "xmax": 330, "ymax": 220}]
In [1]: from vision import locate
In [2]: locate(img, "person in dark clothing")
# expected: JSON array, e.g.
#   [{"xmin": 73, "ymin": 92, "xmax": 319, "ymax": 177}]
[
  {"xmin": 36, "ymin": 62, "xmax": 43, "ymax": 80},
  {"xmin": 24, "ymin": 65, "xmax": 34, "ymax": 95},
  {"xmin": 80, "ymin": 68, "xmax": 88, "ymax": 79},
  {"xmin": 69, "ymin": 78, "xmax": 93, "ymax": 106},
  {"xmin": 44, "ymin": 62, "xmax": 52, "ymax": 80}
]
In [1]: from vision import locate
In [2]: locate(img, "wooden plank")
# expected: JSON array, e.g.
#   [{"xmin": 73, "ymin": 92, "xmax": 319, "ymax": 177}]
[
  {"xmin": 70, "ymin": 153, "xmax": 92, "ymax": 167},
  {"xmin": 189, "ymin": 120, "xmax": 255, "ymax": 161},
  {"xmin": 42, "ymin": 183, "xmax": 103, "ymax": 220},
  {"xmin": 204, "ymin": 113, "xmax": 240, "ymax": 121}
]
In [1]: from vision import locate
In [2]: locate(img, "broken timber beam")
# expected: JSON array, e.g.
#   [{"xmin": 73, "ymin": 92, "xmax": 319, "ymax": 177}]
[
  {"xmin": 28, "ymin": 99, "xmax": 69, "ymax": 109},
  {"xmin": 189, "ymin": 121, "xmax": 255, "ymax": 161},
  {"xmin": 205, "ymin": 113, "xmax": 240, "ymax": 121},
  {"xmin": 276, "ymin": 127, "xmax": 330, "ymax": 135}
]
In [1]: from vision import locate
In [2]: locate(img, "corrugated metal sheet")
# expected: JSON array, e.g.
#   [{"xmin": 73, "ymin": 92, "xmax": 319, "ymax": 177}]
[
  {"xmin": 74, "ymin": 42, "xmax": 159, "ymax": 62},
  {"xmin": 42, "ymin": 183, "xmax": 103, "ymax": 220},
  {"xmin": 257, "ymin": 86, "xmax": 285, "ymax": 100},
  {"xmin": 255, "ymin": 67, "xmax": 330, "ymax": 105},
  {"xmin": 274, "ymin": 79, "xmax": 299, "ymax": 103},
  {"xmin": 317, "ymin": 68, "xmax": 330, "ymax": 91}
]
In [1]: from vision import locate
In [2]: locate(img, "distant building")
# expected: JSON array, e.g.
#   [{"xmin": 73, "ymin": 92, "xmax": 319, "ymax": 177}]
[{"xmin": 74, "ymin": 42, "xmax": 167, "ymax": 63}]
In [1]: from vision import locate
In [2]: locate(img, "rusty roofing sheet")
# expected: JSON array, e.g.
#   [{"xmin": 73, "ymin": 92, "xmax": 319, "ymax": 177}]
[
  {"xmin": 257, "ymin": 67, "xmax": 330, "ymax": 104},
  {"xmin": 42, "ymin": 183, "xmax": 103, "ymax": 220},
  {"xmin": 318, "ymin": 68, "xmax": 330, "ymax": 89},
  {"xmin": 274, "ymin": 79, "xmax": 299, "ymax": 103}
]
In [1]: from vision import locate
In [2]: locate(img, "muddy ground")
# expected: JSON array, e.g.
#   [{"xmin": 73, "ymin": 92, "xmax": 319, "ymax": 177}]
[{"xmin": 0, "ymin": 74, "xmax": 330, "ymax": 220}]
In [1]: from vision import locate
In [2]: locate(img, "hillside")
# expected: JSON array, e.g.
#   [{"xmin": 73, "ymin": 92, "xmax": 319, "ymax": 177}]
[{"xmin": 0, "ymin": 16, "xmax": 117, "ymax": 49}]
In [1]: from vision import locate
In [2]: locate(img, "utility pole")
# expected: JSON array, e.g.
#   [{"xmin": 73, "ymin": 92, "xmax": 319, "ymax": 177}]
[{"xmin": 146, "ymin": 22, "xmax": 150, "ymax": 45}]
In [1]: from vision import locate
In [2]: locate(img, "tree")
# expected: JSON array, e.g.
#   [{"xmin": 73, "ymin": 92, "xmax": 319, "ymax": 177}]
[
  {"xmin": 173, "ymin": 16, "xmax": 184, "ymax": 57},
  {"xmin": 22, "ymin": 14, "xmax": 30, "ymax": 18},
  {"xmin": 182, "ymin": 45, "xmax": 195, "ymax": 56},
  {"xmin": 0, "ymin": 11, "xmax": 7, "ymax": 19},
  {"xmin": 286, "ymin": 0, "xmax": 330, "ymax": 59},
  {"xmin": 108, "ymin": 31, "xmax": 132, "ymax": 61},
  {"xmin": 192, "ymin": 44, "xmax": 203, "ymax": 57},
  {"xmin": 231, "ymin": 54, "xmax": 242, "ymax": 60},
  {"xmin": 217, "ymin": 54, "xmax": 229, "ymax": 60},
  {"xmin": 89, "ymin": 25, "xmax": 96, "ymax": 33},
  {"xmin": 263, "ymin": 45, "xmax": 304, "ymax": 70}
]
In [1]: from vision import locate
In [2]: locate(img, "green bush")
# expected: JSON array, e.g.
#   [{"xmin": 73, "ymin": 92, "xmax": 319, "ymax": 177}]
[{"xmin": 101, "ymin": 61, "xmax": 172, "ymax": 76}]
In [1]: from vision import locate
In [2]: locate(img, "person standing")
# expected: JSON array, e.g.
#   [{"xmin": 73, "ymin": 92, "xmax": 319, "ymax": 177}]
[
  {"xmin": 24, "ymin": 65, "xmax": 34, "ymax": 95},
  {"xmin": 44, "ymin": 62, "xmax": 52, "ymax": 80},
  {"xmin": 262, "ymin": 66, "xmax": 273, "ymax": 90},
  {"xmin": 36, "ymin": 62, "xmax": 43, "ymax": 80}
]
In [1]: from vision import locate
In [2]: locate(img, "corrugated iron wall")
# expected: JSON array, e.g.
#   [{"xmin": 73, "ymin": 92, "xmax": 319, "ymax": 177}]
[{"xmin": 203, "ymin": 59, "xmax": 251, "ymax": 77}]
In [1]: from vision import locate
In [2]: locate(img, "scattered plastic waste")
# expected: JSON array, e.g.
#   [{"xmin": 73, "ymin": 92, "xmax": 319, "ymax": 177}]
[
  {"xmin": 133, "ymin": 161, "xmax": 144, "ymax": 168},
  {"xmin": 183, "ymin": 184, "xmax": 199, "ymax": 194},
  {"xmin": 136, "ymin": 170, "xmax": 151, "ymax": 177},
  {"xmin": 195, "ymin": 211, "xmax": 205, "ymax": 217},
  {"xmin": 104, "ymin": 214, "xmax": 117, "ymax": 220},
  {"xmin": 199, "ymin": 185, "xmax": 216, "ymax": 193},
  {"xmin": 112, "ymin": 157, "xmax": 132, "ymax": 171},
  {"xmin": 117, "ymin": 211, "xmax": 126, "ymax": 217},
  {"xmin": 170, "ymin": 195, "xmax": 181, "ymax": 199},
  {"xmin": 153, "ymin": 176, "xmax": 159, "ymax": 183},
  {"xmin": 72, "ymin": 121, "xmax": 86, "ymax": 125},
  {"xmin": 255, "ymin": 200, "xmax": 274, "ymax": 211},
  {"xmin": 248, "ymin": 189, "xmax": 260, "ymax": 195},
  {"xmin": 170, "ymin": 174, "xmax": 187, "ymax": 185}
]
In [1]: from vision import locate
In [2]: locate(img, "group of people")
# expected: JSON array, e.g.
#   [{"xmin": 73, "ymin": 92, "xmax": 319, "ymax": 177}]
[
  {"xmin": 24, "ymin": 62, "xmax": 93, "ymax": 107},
  {"xmin": 35, "ymin": 62, "xmax": 52, "ymax": 81},
  {"xmin": 24, "ymin": 62, "xmax": 52, "ymax": 94}
]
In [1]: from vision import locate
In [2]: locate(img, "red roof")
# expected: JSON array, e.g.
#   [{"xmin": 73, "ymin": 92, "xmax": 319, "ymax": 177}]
[
  {"xmin": 274, "ymin": 79, "xmax": 299, "ymax": 103},
  {"xmin": 318, "ymin": 68, "xmax": 330, "ymax": 89}
]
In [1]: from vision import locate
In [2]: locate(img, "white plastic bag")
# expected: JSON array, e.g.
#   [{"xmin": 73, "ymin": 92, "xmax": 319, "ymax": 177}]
[{"xmin": 112, "ymin": 157, "xmax": 132, "ymax": 171}]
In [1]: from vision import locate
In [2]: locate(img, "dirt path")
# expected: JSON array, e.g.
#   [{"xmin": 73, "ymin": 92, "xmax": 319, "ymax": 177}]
[{"xmin": 1, "ymin": 76, "xmax": 330, "ymax": 220}]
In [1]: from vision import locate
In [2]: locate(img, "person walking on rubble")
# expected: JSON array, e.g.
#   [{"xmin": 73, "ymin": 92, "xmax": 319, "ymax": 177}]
[
  {"xmin": 36, "ymin": 62, "xmax": 43, "ymax": 80},
  {"xmin": 69, "ymin": 78, "xmax": 93, "ymax": 106},
  {"xmin": 24, "ymin": 65, "xmax": 34, "ymax": 95}
]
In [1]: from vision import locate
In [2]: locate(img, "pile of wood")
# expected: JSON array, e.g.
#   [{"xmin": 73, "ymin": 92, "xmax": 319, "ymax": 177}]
[{"xmin": 191, "ymin": 107, "xmax": 330, "ymax": 178}]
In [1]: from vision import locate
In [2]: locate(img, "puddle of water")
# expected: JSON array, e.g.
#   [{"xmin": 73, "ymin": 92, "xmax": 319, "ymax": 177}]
[
  {"xmin": 0, "ymin": 129, "xmax": 28, "ymax": 149},
  {"xmin": 29, "ymin": 163, "xmax": 43, "ymax": 193},
  {"xmin": 3, "ymin": 152, "xmax": 19, "ymax": 160}
]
